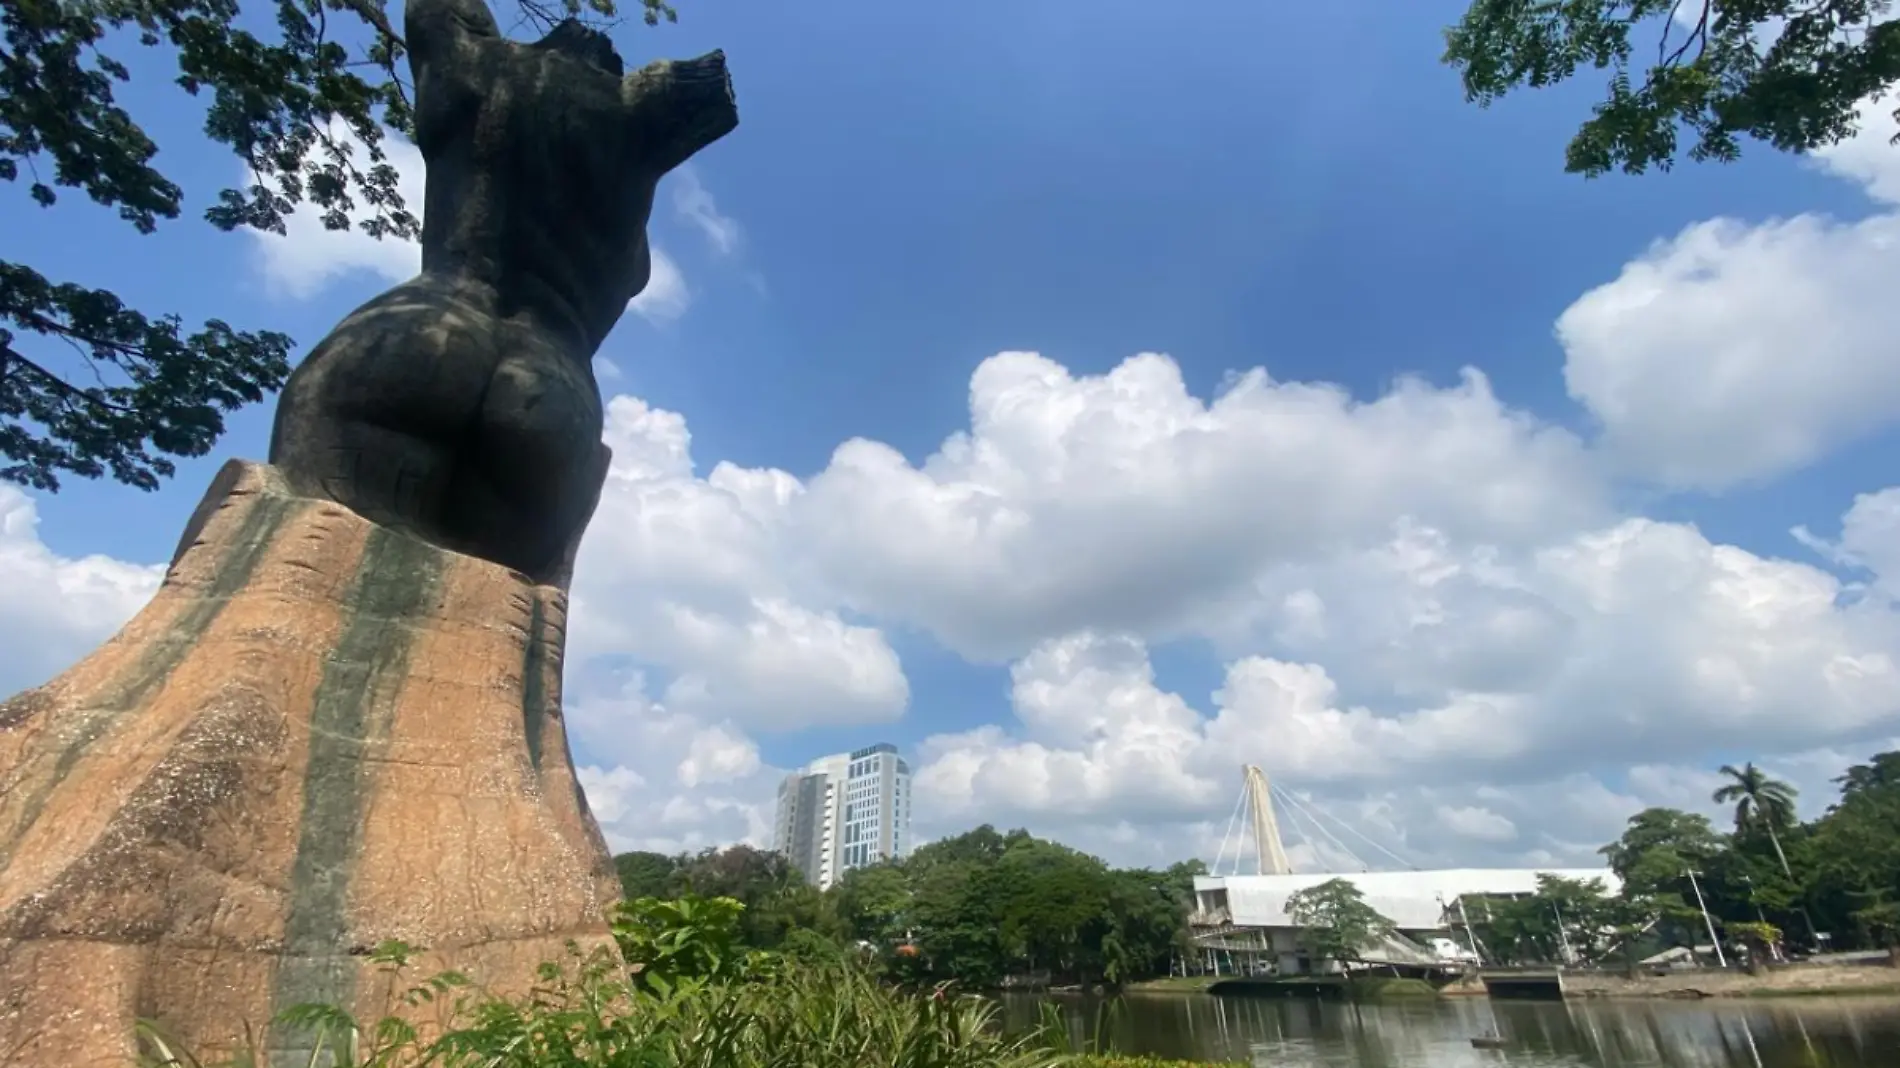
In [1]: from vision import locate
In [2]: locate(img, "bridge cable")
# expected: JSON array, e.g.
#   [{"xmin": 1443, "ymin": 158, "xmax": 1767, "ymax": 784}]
[
  {"xmin": 1271, "ymin": 784, "xmax": 1369, "ymax": 871},
  {"xmin": 1268, "ymin": 787, "xmax": 1316, "ymax": 866},
  {"xmin": 1281, "ymin": 786, "xmax": 1420, "ymax": 870},
  {"xmin": 1212, "ymin": 780, "xmax": 1248, "ymax": 876},
  {"xmin": 1270, "ymin": 783, "xmax": 1362, "ymax": 868}
]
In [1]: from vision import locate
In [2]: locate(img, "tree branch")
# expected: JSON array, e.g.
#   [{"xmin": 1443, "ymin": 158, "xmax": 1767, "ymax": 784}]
[
  {"xmin": 0, "ymin": 339, "xmax": 138, "ymax": 414},
  {"xmin": 1663, "ymin": 2, "xmax": 1712, "ymax": 69},
  {"xmin": 338, "ymin": 0, "xmax": 407, "ymax": 50}
]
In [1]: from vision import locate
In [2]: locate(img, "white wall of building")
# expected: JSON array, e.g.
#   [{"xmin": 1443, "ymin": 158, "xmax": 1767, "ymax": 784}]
[
  {"xmin": 812, "ymin": 753, "xmax": 848, "ymax": 890},
  {"xmin": 1189, "ymin": 868, "xmax": 1619, "ymax": 976},
  {"xmin": 773, "ymin": 745, "xmax": 912, "ymax": 890},
  {"xmin": 1193, "ymin": 868, "xmax": 1621, "ymax": 931}
]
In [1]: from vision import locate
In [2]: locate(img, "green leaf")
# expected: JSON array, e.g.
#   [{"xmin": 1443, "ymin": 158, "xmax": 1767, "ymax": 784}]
[{"xmin": 1445, "ymin": 1, "xmax": 1900, "ymax": 175}]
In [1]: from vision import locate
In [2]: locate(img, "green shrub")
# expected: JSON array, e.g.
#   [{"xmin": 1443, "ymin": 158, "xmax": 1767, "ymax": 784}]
[
  {"xmin": 776, "ymin": 925, "xmax": 858, "ymax": 968},
  {"xmin": 610, "ymin": 892, "xmax": 762, "ymax": 992},
  {"xmin": 135, "ymin": 900, "xmax": 1074, "ymax": 1068}
]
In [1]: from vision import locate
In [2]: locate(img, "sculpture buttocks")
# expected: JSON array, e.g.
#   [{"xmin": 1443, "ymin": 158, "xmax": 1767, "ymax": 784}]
[{"xmin": 267, "ymin": 0, "xmax": 737, "ymax": 586}]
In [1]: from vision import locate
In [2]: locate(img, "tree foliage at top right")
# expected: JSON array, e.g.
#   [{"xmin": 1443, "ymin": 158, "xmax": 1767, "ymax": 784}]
[{"xmin": 1444, "ymin": 1, "xmax": 1900, "ymax": 176}]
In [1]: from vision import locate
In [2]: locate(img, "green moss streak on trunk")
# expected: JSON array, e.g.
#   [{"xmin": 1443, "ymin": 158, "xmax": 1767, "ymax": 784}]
[
  {"xmin": 521, "ymin": 594, "xmax": 547, "ymax": 776},
  {"xmin": 0, "ymin": 493, "xmax": 294, "ymax": 873},
  {"xmin": 269, "ymin": 527, "xmax": 445, "ymax": 1062}
]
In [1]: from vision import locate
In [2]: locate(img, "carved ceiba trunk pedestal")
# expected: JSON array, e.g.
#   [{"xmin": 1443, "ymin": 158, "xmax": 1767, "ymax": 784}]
[{"xmin": 0, "ymin": 461, "xmax": 621, "ymax": 1066}]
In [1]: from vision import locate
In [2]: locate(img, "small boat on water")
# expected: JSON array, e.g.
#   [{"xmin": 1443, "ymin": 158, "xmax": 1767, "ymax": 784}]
[{"xmin": 1470, "ymin": 1035, "xmax": 1508, "ymax": 1050}]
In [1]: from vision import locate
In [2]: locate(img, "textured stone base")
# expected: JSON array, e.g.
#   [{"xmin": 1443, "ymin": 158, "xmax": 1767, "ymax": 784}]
[{"xmin": 0, "ymin": 461, "xmax": 620, "ymax": 1067}]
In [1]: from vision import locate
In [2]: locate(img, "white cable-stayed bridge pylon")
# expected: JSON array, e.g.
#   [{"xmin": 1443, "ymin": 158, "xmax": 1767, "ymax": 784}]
[
  {"xmin": 1214, "ymin": 765, "xmax": 1294, "ymax": 875},
  {"xmin": 1245, "ymin": 765, "xmax": 1294, "ymax": 875},
  {"xmin": 1212, "ymin": 764, "xmax": 1421, "ymax": 875}
]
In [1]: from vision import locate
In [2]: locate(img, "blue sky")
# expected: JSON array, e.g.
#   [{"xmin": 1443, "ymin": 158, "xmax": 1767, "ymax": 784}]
[{"xmin": 8, "ymin": 0, "xmax": 1900, "ymax": 868}]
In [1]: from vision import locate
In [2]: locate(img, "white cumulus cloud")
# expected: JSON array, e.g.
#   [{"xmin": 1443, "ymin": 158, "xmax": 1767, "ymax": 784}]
[
  {"xmin": 569, "ymin": 396, "xmax": 911, "ymax": 731},
  {"xmin": 11, "ymin": 332, "xmax": 1900, "ymax": 871},
  {"xmin": 1559, "ymin": 98, "xmax": 1900, "ymax": 491},
  {"xmin": 571, "ymin": 678, "xmax": 780, "ymax": 855},
  {"xmin": 0, "ymin": 487, "xmax": 165, "ymax": 696},
  {"xmin": 1436, "ymin": 805, "xmax": 1518, "ymax": 844},
  {"xmin": 670, "ymin": 165, "xmax": 742, "ymax": 256},
  {"xmin": 792, "ymin": 354, "xmax": 1605, "ymax": 661},
  {"xmin": 900, "ymin": 484, "xmax": 1900, "ymax": 867},
  {"xmin": 626, "ymin": 246, "xmax": 691, "ymax": 324}
]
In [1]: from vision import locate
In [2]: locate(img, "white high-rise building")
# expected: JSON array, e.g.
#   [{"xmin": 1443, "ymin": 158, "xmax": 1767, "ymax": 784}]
[{"xmin": 772, "ymin": 743, "xmax": 911, "ymax": 889}]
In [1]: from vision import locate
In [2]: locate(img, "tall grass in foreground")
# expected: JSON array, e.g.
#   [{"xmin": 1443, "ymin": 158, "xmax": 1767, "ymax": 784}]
[
  {"xmin": 136, "ymin": 941, "xmax": 1071, "ymax": 1068},
  {"xmin": 133, "ymin": 895, "xmax": 1237, "ymax": 1068}
]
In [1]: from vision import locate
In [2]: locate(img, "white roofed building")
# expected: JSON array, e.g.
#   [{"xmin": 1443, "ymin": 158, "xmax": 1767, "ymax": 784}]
[
  {"xmin": 1190, "ymin": 869, "xmax": 1621, "ymax": 976},
  {"xmin": 1185, "ymin": 770, "xmax": 1623, "ymax": 977}
]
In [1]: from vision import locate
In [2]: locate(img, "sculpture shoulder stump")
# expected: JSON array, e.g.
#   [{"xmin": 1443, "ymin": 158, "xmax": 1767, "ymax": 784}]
[{"xmin": 0, "ymin": 460, "xmax": 621, "ymax": 1066}]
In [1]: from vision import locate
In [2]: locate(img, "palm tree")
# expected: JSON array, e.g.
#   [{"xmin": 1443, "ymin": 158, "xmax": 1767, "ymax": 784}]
[{"xmin": 1713, "ymin": 763, "xmax": 1798, "ymax": 878}]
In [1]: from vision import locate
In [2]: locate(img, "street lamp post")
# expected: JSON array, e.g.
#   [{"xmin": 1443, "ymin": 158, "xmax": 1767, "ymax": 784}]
[
  {"xmin": 1686, "ymin": 868, "xmax": 1728, "ymax": 969},
  {"xmin": 1553, "ymin": 900, "xmax": 1575, "ymax": 965},
  {"xmin": 1740, "ymin": 874, "xmax": 1781, "ymax": 963}
]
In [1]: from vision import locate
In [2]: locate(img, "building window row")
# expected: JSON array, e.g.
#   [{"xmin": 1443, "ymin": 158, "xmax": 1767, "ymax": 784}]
[{"xmin": 773, "ymin": 747, "xmax": 913, "ymax": 887}]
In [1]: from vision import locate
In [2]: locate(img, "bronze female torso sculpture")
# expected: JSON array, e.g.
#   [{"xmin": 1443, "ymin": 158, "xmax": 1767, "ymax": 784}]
[{"xmin": 268, "ymin": 0, "xmax": 736, "ymax": 586}]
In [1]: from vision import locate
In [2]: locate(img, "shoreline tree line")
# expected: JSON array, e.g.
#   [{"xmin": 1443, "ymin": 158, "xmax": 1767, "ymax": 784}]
[
  {"xmin": 613, "ymin": 749, "xmax": 1900, "ymax": 986},
  {"xmin": 615, "ymin": 825, "xmax": 1208, "ymax": 989},
  {"xmin": 1339, "ymin": 750, "xmax": 1900, "ymax": 973}
]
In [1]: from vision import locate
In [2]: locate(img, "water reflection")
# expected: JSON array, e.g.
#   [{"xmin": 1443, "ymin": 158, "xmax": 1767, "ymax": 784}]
[{"xmin": 999, "ymin": 994, "xmax": 1900, "ymax": 1068}]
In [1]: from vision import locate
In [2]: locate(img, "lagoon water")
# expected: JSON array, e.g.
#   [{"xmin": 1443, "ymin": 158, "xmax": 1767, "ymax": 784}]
[{"xmin": 1003, "ymin": 993, "xmax": 1900, "ymax": 1067}]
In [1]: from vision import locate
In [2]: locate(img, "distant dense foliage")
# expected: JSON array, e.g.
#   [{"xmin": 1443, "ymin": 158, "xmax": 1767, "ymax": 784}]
[
  {"xmin": 613, "ymin": 749, "xmax": 1900, "ymax": 985},
  {"xmin": 1454, "ymin": 751, "xmax": 1900, "ymax": 967},
  {"xmin": 614, "ymin": 828, "xmax": 1205, "ymax": 988},
  {"xmin": 1597, "ymin": 752, "xmax": 1900, "ymax": 955}
]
